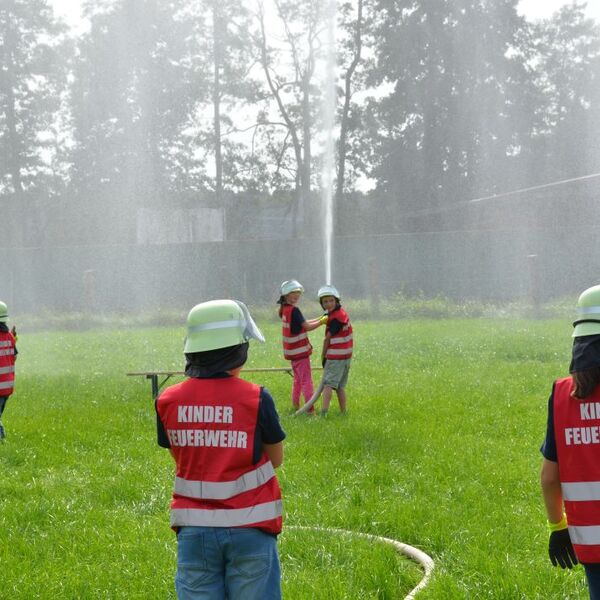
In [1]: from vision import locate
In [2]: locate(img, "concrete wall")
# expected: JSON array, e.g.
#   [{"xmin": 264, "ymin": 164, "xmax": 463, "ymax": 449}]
[{"xmin": 1, "ymin": 227, "xmax": 597, "ymax": 315}]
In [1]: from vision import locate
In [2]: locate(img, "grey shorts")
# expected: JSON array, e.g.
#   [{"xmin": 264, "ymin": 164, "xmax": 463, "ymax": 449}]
[{"xmin": 322, "ymin": 358, "xmax": 351, "ymax": 390}]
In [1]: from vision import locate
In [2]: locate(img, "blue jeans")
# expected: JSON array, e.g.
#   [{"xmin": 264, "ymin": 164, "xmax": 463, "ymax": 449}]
[
  {"xmin": 176, "ymin": 526, "xmax": 281, "ymax": 600},
  {"xmin": 0, "ymin": 396, "xmax": 8, "ymax": 438},
  {"xmin": 584, "ymin": 563, "xmax": 600, "ymax": 600},
  {"xmin": 0, "ymin": 396, "xmax": 8, "ymax": 418}
]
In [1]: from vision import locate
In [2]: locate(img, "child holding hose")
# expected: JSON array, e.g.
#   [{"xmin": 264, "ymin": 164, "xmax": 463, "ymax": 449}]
[
  {"xmin": 277, "ymin": 280, "xmax": 326, "ymax": 412},
  {"xmin": 317, "ymin": 285, "xmax": 353, "ymax": 416},
  {"xmin": 297, "ymin": 285, "xmax": 353, "ymax": 417}
]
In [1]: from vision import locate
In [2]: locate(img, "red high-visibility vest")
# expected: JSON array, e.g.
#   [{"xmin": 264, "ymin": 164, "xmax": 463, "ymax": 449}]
[
  {"xmin": 0, "ymin": 331, "xmax": 16, "ymax": 396},
  {"xmin": 325, "ymin": 307, "xmax": 353, "ymax": 361},
  {"xmin": 157, "ymin": 376, "xmax": 282, "ymax": 535},
  {"xmin": 554, "ymin": 376, "xmax": 600, "ymax": 563},
  {"xmin": 281, "ymin": 304, "xmax": 312, "ymax": 361}
]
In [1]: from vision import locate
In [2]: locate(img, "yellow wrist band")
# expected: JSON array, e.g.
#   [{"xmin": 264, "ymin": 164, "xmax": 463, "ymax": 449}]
[{"xmin": 548, "ymin": 514, "xmax": 568, "ymax": 532}]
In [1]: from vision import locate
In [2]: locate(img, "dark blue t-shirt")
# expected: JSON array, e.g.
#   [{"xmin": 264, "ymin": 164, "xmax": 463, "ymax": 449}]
[
  {"xmin": 290, "ymin": 307, "xmax": 305, "ymax": 335},
  {"xmin": 540, "ymin": 382, "xmax": 557, "ymax": 462},
  {"xmin": 328, "ymin": 319, "xmax": 342, "ymax": 336},
  {"xmin": 156, "ymin": 374, "xmax": 286, "ymax": 464}
]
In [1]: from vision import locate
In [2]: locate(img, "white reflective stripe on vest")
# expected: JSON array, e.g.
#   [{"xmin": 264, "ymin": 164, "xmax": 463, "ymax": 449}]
[
  {"xmin": 188, "ymin": 319, "xmax": 244, "ymax": 333},
  {"xmin": 0, "ymin": 340, "xmax": 12, "ymax": 347},
  {"xmin": 562, "ymin": 481, "xmax": 600, "ymax": 501},
  {"xmin": 327, "ymin": 348, "xmax": 352, "ymax": 356},
  {"xmin": 0, "ymin": 349, "xmax": 14, "ymax": 356},
  {"xmin": 285, "ymin": 332, "xmax": 308, "ymax": 344},
  {"xmin": 170, "ymin": 499, "xmax": 283, "ymax": 527},
  {"xmin": 0, "ymin": 380, "xmax": 14, "ymax": 389},
  {"xmin": 175, "ymin": 461, "xmax": 275, "ymax": 500},
  {"xmin": 285, "ymin": 345, "xmax": 311, "ymax": 356},
  {"xmin": 569, "ymin": 525, "xmax": 600, "ymax": 545},
  {"xmin": 0, "ymin": 366, "xmax": 15, "ymax": 375},
  {"xmin": 330, "ymin": 335, "xmax": 353, "ymax": 344}
]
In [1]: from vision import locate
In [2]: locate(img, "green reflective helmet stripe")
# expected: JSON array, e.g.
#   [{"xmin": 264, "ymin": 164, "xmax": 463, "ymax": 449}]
[
  {"xmin": 188, "ymin": 319, "xmax": 246, "ymax": 334},
  {"xmin": 0, "ymin": 301, "xmax": 7, "ymax": 323},
  {"xmin": 573, "ymin": 285, "xmax": 600, "ymax": 337},
  {"xmin": 578, "ymin": 306, "xmax": 600, "ymax": 315}
]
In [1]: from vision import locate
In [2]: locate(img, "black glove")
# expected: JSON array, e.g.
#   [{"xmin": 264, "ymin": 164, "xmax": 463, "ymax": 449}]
[
  {"xmin": 321, "ymin": 356, "xmax": 326, "ymax": 368},
  {"xmin": 549, "ymin": 529, "xmax": 578, "ymax": 569}
]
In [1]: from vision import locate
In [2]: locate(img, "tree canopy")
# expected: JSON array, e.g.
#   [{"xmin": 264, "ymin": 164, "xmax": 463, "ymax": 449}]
[{"xmin": 1, "ymin": 0, "xmax": 599, "ymax": 241}]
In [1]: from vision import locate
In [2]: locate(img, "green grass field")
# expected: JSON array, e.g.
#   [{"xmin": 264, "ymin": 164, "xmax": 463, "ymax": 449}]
[{"xmin": 0, "ymin": 317, "xmax": 591, "ymax": 598}]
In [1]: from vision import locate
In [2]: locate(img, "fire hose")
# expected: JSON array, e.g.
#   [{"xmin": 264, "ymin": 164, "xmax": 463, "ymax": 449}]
[
  {"xmin": 286, "ymin": 526, "xmax": 434, "ymax": 598},
  {"xmin": 294, "ymin": 380, "xmax": 325, "ymax": 416}
]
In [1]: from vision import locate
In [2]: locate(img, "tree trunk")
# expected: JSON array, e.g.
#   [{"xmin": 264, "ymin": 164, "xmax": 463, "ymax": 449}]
[
  {"xmin": 336, "ymin": 0, "xmax": 363, "ymax": 212},
  {"xmin": 257, "ymin": 7, "xmax": 304, "ymax": 234},
  {"xmin": 300, "ymin": 73, "xmax": 312, "ymax": 233},
  {"xmin": 3, "ymin": 22, "xmax": 23, "ymax": 199}
]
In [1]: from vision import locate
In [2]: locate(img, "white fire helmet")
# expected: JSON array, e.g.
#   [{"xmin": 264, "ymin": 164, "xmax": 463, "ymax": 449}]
[
  {"xmin": 318, "ymin": 285, "xmax": 340, "ymax": 301},
  {"xmin": 280, "ymin": 280, "xmax": 304, "ymax": 297},
  {"xmin": 0, "ymin": 301, "xmax": 7, "ymax": 323}
]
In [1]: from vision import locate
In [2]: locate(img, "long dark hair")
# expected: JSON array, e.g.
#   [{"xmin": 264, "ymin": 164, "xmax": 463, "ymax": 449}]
[
  {"xmin": 277, "ymin": 296, "xmax": 286, "ymax": 318},
  {"xmin": 572, "ymin": 367, "xmax": 600, "ymax": 399}
]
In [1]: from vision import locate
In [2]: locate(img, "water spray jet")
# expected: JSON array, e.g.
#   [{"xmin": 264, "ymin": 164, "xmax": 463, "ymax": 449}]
[{"xmin": 321, "ymin": 0, "xmax": 336, "ymax": 286}]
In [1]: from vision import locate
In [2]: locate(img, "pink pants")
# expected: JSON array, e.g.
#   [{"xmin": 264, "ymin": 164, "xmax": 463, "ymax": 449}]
[{"xmin": 291, "ymin": 357, "xmax": 314, "ymax": 409}]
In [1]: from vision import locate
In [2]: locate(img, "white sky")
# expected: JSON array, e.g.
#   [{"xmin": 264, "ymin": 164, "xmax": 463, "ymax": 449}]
[
  {"xmin": 49, "ymin": 0, "xmax": 82, "ymax": 28},
  {"xmin": 518, "ymin": 0, "xmax": 600, "ymax": 21},
  {"xmin": 48, "ymin": 0, "xmax": 600, "ymax": 29}
]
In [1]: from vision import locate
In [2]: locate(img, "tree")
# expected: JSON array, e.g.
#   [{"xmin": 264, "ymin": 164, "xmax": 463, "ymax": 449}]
[
  {"xmin": 528, "ymin": 3, "xmax": 600, "ymax": 183},
  {"xmin": 69, "ymin": 0, "xmax": 208, "ymax": 242},
  {"xmin": 255, "ymin": 0, "xmax": 326, "ymax": 235},
  {"xmin": 0, "ymin": 0, "xmax": 68, "ymax": 203},
  {"xmin": 363, "ymin": 0, "xmax": 533, "ymax": 230},
  {"xmin": 201, "ymin": 0, "xmax": 261, "ymax": 200},
  {"xmin": 336, "ymin": 0, "xmax": 364, "ymax": 204}
]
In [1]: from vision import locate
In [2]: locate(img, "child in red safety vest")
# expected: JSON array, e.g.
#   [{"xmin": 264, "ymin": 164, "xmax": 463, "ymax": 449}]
[
  {"xmin": 317, "ymin": 285, "xmax": 353, "ymax": 417},
  {"xmin": 0, "ymin": 301, "xmax": 17, "ymax": 441},
  {"xmin": 540, "ymin": 284, "xmax": 600, "ymax": 599},
  {"xmin": 277, "ymin": 280, "xmax": 326, "ymax": 412},
  {"xmin": 156, "ymin": 299, "xmax": 285, "ymax": 600}
]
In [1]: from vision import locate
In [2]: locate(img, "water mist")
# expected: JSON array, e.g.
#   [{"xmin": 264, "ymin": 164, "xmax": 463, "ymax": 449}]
[{"xmin": 321, "ymin": 0, "xmax": 336, "ymax": 286}]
